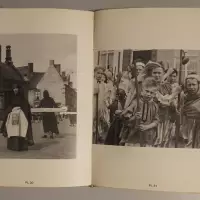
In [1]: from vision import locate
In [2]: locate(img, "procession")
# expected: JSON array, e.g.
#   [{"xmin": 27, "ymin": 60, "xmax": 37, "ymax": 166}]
[
  {"xmin": 93, "ymin": 49, "xmax": 200, "ymax": 148},
  {"xmin": 0, "ymin": 34, "xmax": 77, "ymax": 159}
]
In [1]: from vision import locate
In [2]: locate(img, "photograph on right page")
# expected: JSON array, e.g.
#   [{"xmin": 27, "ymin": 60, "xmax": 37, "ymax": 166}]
[{"xmin": 93, "ymin": 49, "xmax": 200, "ymax": 149}]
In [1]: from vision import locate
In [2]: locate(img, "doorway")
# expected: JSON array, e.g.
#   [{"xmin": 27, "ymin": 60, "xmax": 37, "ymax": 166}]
[{"xmin": 132, "ymin": 50, "xmax": 154, "ymax": 64}]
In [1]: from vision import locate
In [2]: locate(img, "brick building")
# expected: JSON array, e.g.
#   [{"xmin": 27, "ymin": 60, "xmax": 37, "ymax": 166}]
[
  {"xmin": 94, "ymin": 49, "xmax": 200, "ymax": 82},
  {"xmin": 18, "ymin": 60, "xmax": 70, "ymax": 108},
  {"xmin": 0, "ymin": 45, "xmax": 27, "ymax": 120},
  {"xmin": 94, "ymin": 49, "xmax": 157, "ymax": 76}
]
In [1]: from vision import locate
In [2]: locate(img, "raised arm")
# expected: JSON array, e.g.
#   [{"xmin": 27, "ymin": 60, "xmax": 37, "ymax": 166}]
[
  {"xmin": 162, "ymin": 66, "xmax": 175, "ymax": 82},
  {"xmin": 156, "ymin": 85, "xmax": 182, "ymax": 106}
]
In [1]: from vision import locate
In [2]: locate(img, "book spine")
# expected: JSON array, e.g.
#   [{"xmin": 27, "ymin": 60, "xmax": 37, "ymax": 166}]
[{"xmin": 88, "ymin": 184, "xmax": 96, "ymax": 188}]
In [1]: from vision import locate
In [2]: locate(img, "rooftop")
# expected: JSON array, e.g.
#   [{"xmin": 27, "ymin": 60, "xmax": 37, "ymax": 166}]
[
  {"xmin": 29, "ymin": 72, "xmax": 44, "ymax": 89},
  {"xmin": 0, "ymin": 62, "xmax": 25, "ymax": 82}
]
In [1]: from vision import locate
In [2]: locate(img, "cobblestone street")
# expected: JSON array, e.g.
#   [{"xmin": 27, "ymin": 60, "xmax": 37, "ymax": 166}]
[{"xmin": 0, "ymin": 118, "xmax": 76, "ymax": 159}]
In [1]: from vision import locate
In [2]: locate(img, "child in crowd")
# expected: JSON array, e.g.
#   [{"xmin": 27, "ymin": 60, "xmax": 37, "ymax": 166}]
[{"xmin": 119, "ymin": 77, "xmax": 159, "ymax": 147}]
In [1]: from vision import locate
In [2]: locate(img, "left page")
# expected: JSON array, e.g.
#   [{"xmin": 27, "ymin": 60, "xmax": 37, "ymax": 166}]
[{"xmin": 0, "ymin": 9, "xmax": 93, "ymax": 187}]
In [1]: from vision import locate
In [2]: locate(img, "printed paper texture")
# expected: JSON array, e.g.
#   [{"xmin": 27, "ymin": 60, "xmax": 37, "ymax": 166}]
[
  {"xmin": 93, "ymin": 49, "xmax": 200, "ymax": 149},
  {"xmin": 0, "ymin": 9, "xmax": 93, "ymax": 187},
  {"xmin": 92, "ymin": 8, "xmax": 200, "ymax": 193}
]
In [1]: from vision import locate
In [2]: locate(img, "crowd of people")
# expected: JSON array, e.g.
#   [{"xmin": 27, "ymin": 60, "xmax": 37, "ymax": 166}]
[{"xmin": 93, "ymin": 59, "xmax": 200, "ymax": 148}]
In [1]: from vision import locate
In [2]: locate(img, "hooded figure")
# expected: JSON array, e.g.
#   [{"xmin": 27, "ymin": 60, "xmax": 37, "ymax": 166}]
[
  {"xmin": 0, "ymin": 84, "xmax": 34, "ymax": 151},
  {"xmin": 39, "ymin": 90, "xmax": 59, "ymax": 138}
]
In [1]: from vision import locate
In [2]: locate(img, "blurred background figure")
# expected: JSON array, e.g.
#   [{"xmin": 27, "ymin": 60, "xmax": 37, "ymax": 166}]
[{"xmin": 39, "ymin": 90, "xmax": 59, "ymax": 139}]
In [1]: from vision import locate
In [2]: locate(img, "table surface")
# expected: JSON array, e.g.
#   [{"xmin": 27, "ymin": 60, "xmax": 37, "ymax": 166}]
[
  {"xmin": 0, "ymin": 187, "xmax": 200, "ymax": 200},
  {"xmin": 0, "ymin": 0, "xmax": 200, "ymax": 10},
  {"xmin": 0, "ymin": 1, "xmax": 199, "ymax": 199}
]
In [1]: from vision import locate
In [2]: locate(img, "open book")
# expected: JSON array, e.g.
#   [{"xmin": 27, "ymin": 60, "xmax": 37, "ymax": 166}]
[{"xmin": 0, "ymin": 8, "xmax": 200, "ymax": 193}]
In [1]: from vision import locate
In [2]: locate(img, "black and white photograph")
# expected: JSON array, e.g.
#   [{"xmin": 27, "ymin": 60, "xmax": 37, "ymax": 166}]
[
  {"xmin": 93, "ymin": 49, "xmax": 200, "ymax": 148},
  {"xmin": 0, "ymin": 34, "xmax": 77, "ymax": 159}
]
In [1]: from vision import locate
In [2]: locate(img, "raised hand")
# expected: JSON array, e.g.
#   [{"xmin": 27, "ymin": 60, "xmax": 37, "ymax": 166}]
[{"xmin": 138, "ymin": 124, "xmax": 150, "ymax": 131}]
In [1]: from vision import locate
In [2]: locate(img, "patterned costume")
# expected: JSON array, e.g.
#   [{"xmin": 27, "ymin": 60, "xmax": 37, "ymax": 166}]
[{"xmin": 121, "ymin": 97, "xmax": 159, "ymax": 147}]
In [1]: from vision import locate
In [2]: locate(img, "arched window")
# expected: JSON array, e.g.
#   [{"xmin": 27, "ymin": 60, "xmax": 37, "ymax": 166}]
[
  {"xmin": 35, "ymin": 89, "xmax": 41, "ymax": 99},
  {"xmin": 99, "ymin": 50, "xmax": 114, "ymax": 69}
]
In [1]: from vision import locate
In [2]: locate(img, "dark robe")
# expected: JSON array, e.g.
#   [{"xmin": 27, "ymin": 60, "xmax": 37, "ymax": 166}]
[
  {"xmin": 104, "ymin": 115, "xmax": 124, "ymax": 145},
  {"xmin": 183, "ymin": 93, "xmax": 200, "ymax": 119},
  {"xmin": 181, "ymin": 92, "xmax": 200, "ymax": 148},
  {"xmin": 0, "ymin": 90, "xmax": 34, "ymax": 150},
  {"xmin": 108, "ymin": 99, "xmax": 118, "ymax": 124},
  {"xmin": 104, "ymin": 97, "xmax": 126, "ymax": 145},
  {"xmin": 39, "ymin": 97, "xmax": 59, "ymax": 134}
]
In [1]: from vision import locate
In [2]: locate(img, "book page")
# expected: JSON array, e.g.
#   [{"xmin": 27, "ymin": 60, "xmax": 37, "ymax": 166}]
[
  {"xmin": 92, "ymin": 8, "xmax": 200, "ymax": 193},
  {"xmin": 0, "ymin": 9, "xmax": 93, "ymax": 187}
]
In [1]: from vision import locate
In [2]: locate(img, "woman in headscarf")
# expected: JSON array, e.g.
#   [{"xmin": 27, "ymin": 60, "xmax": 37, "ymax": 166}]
[
  {"xmin": 39, "ymin": 90, "xmax": 59, "ymax": 138},
  {"xmin": 1, "ymin": 84, "xmax": 34, "ymax": 150},
  {"xmin": 181, "ymin": 74, "xmax": 200, "ymax": 148}
]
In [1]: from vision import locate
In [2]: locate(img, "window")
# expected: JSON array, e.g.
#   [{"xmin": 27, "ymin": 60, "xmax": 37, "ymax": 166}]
[
  {"xmin": 0, "ymin": 93, "xmax": 5, "ymax": 109},
  {"xmin": 108, "ymin": 52, "xmax": 114, "ymax": 69},
  {"xmin": 35, "ymin": 90, "xmax": 41, "ymax": 99},
  {"xmin": 100, "ymin": 53, "xmax": 107, "ymax": 68},
  {"xmin": 187, "ymin": 60, "xmax": 198, "ymax": 74},
  {"xmin": 99, "ymin": 51, "xmax": 114, "ymax": 69}
]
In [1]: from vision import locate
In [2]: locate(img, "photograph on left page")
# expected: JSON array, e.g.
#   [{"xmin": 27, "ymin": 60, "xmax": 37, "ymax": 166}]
[{"xmin": 0, "ymin": 34, "xmax": 77, "ymax": 159}]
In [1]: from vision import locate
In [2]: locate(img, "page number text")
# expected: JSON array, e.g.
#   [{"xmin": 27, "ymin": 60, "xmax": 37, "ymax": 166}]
[
  {"xmin": 25, "ymin": 181, "xmax": 34, "ymax": 185},
  {"xmin": 149, "ymin": 183, "xmax": 157, "ymax": 188}
]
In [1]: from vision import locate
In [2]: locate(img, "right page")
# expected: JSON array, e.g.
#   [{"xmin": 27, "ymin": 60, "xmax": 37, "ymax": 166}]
[{"xmin": 92, "ymin": 8, "xmax": 200, "ymax": 193}]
